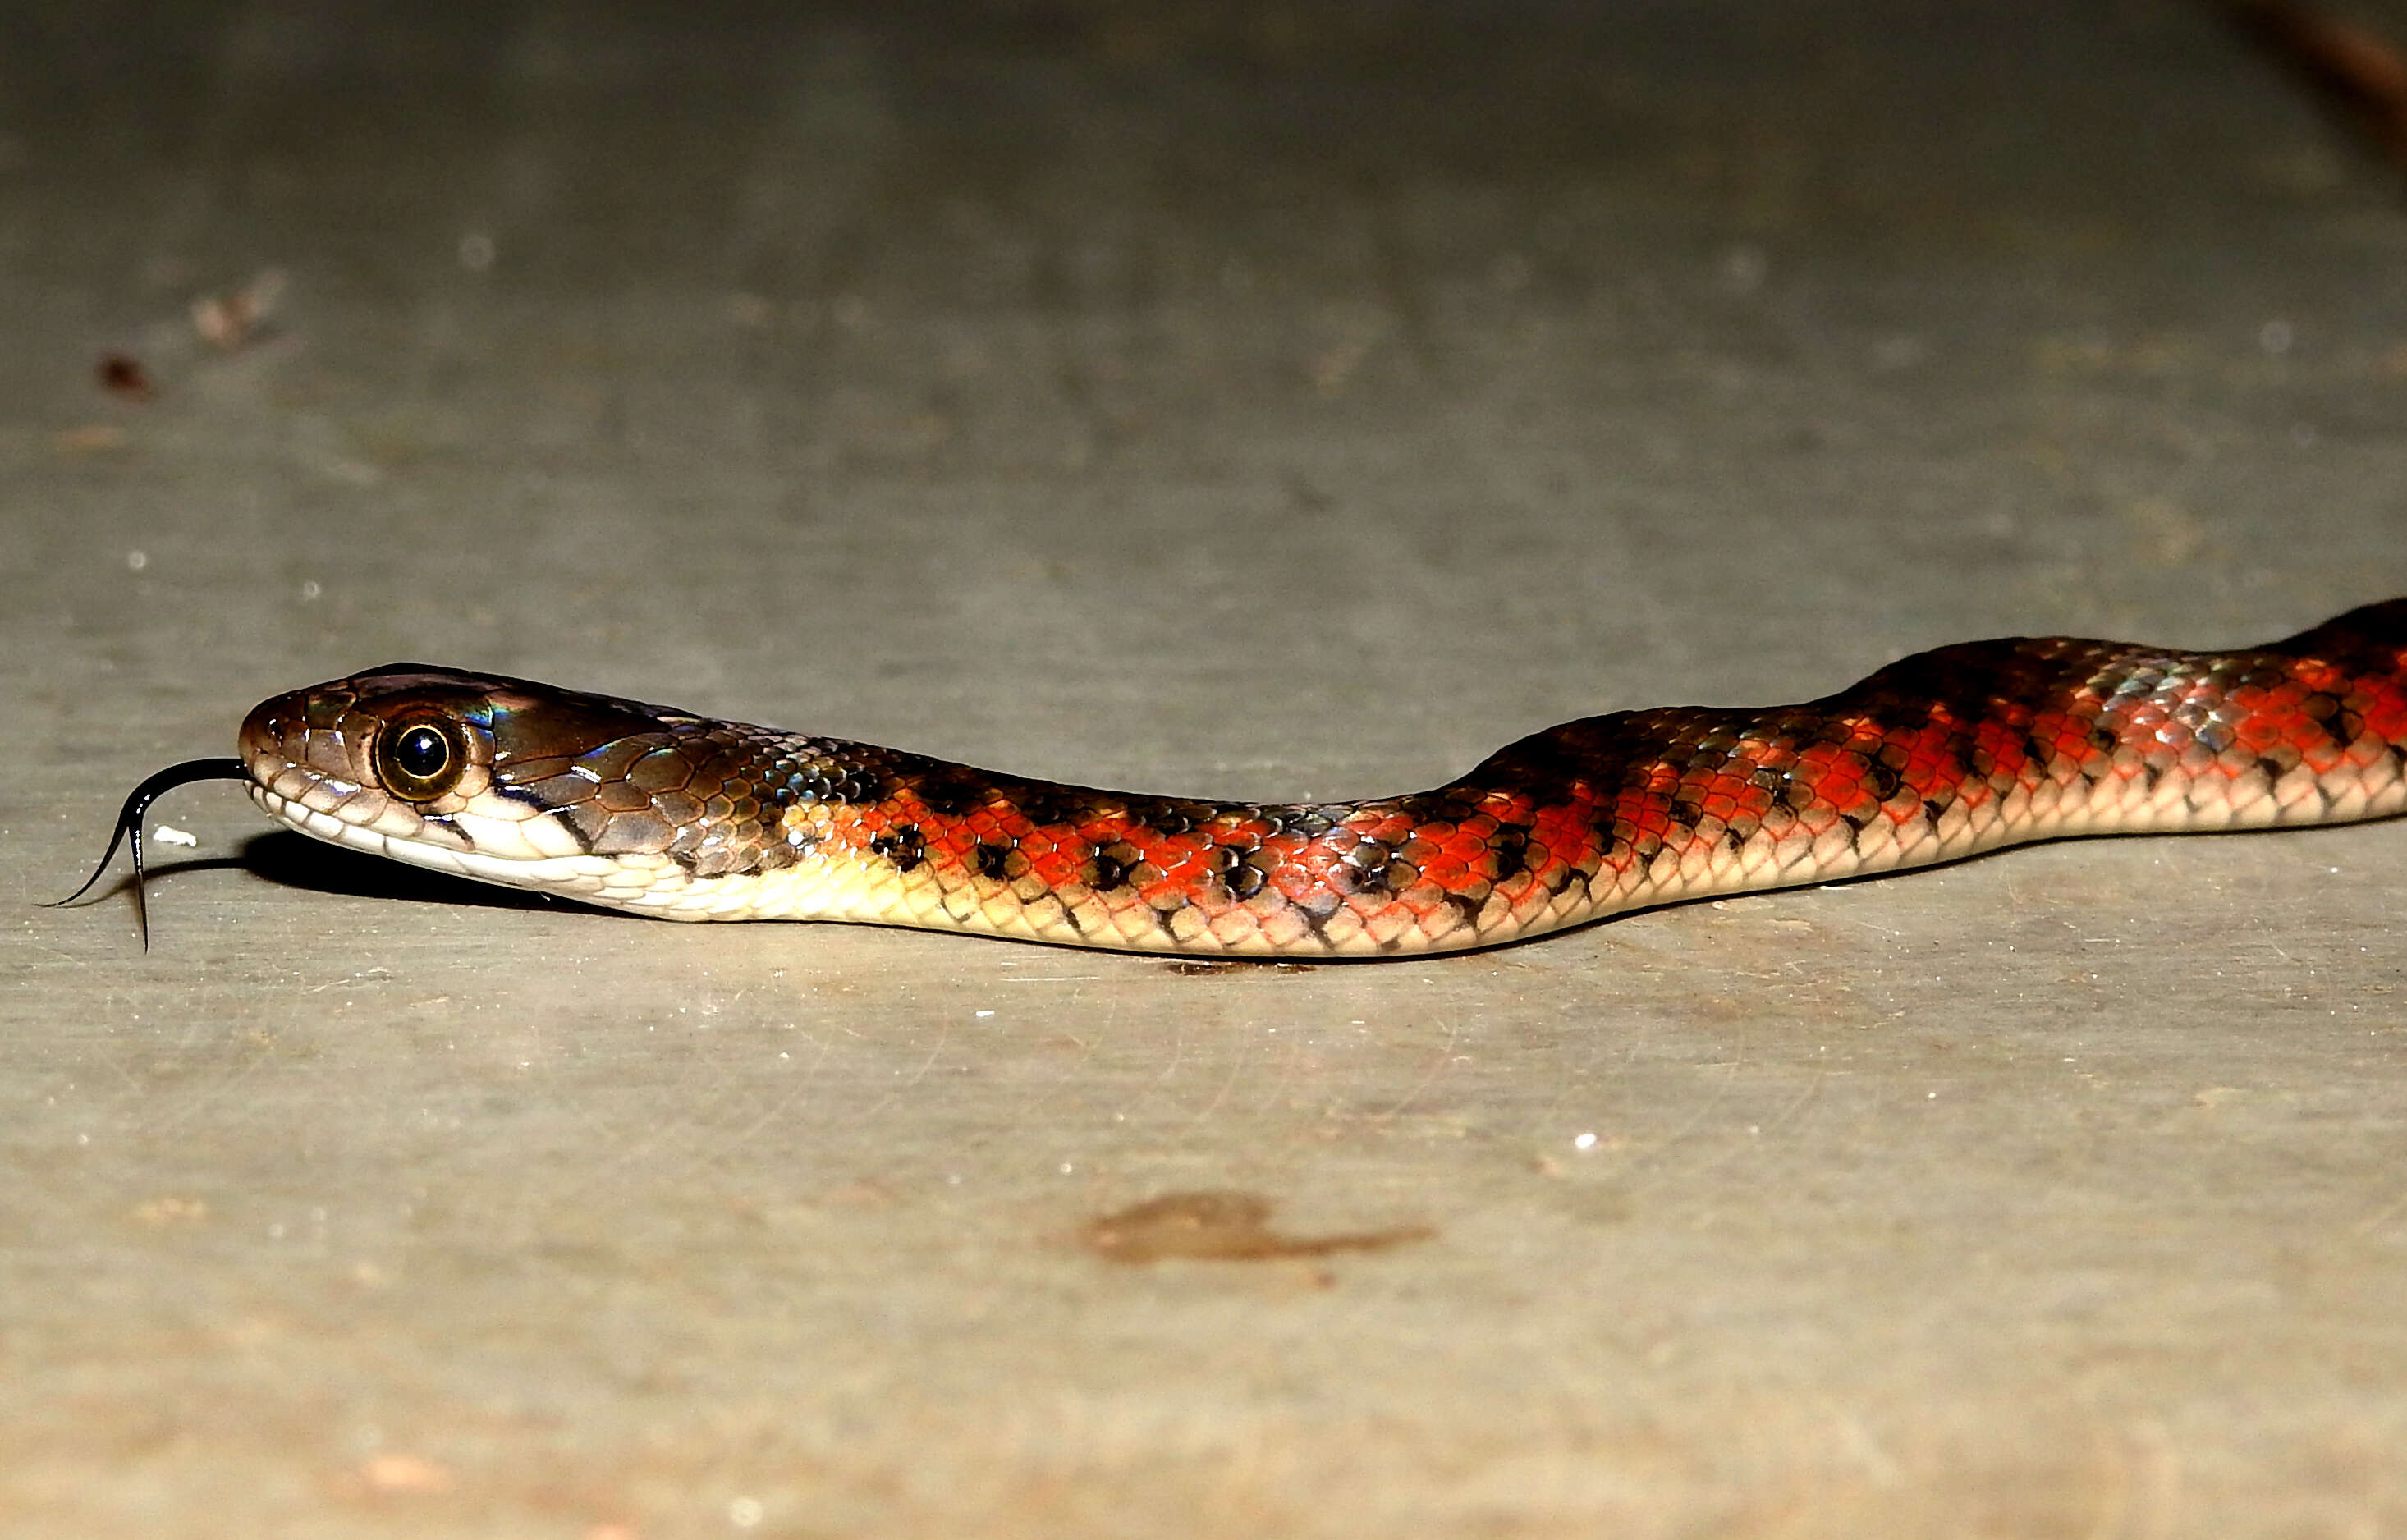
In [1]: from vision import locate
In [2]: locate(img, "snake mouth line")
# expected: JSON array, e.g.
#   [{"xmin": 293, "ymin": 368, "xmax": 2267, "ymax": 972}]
[
  {"xmin": 248, "ymin": 782, "xmax": 488, "ymax": 882},
  {"xmin": 248, "ymin": 783, "xmax": 415, "ymax": 864},
  {"xmin": 245, "ymin": 781, "xmax": 655, "ymax": 917}
]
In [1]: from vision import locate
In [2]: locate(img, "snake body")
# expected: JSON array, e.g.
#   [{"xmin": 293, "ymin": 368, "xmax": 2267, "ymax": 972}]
[{"xmin": 185, "ymin": 599, "xmax": 2407, "ymax": 957}]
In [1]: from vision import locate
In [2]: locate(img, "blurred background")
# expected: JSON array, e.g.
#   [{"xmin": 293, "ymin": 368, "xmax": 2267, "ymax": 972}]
[{"xmin": 7, "ymin": 2, "xmax": 2407, "ymax": 1536}]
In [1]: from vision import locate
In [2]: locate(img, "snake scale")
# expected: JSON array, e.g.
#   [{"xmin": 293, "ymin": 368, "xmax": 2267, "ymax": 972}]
[{"xmin": 64, "ymin": 599, "xmax": 2407, "ymax": 956}]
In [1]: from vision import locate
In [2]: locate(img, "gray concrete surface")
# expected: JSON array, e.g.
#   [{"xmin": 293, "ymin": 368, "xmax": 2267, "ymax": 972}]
[{"xmin": 7, "ymin": 1, "xmax": 2407, "ymax": 1534}]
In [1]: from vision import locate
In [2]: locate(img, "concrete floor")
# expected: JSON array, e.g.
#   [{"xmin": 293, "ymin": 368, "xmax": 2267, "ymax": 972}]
[{"xmin": 7, "ymin": 1, "xmax": 2407, "ymax": 1534}]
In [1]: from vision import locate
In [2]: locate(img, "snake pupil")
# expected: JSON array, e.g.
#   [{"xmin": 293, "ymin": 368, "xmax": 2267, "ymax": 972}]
[{"xmin": 397, "ymin": 726, "xmax": 447, "ymax": 777}]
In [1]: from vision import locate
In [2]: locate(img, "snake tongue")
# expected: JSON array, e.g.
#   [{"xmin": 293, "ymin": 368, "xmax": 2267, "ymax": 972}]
[{"xmin": 49, "ymin": 757, "xmax": 252, "ymax": 950}]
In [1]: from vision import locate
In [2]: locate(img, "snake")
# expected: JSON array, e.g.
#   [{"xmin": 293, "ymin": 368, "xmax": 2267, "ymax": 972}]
[{"xmin": 58, "ymin": 599, "xmax": 2407, "ymax": 957}]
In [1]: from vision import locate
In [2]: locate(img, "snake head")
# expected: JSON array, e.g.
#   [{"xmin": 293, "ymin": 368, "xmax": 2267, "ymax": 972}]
[{"xmin": 239, "ymin": 663, "xmax": 721, "ymax": 882}]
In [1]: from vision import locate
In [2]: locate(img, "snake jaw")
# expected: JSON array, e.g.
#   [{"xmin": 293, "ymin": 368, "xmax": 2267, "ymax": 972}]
[
  {"xmin": 226, "ymin": 665, "xmax": 924, "ymax": 923},
  {"xmin": 240, "ymin": 667, "xmax": 583, "ymax": 868},
  {"xmin": 233, "ymin": 664, "xmax": 750, "ymax": 910}
]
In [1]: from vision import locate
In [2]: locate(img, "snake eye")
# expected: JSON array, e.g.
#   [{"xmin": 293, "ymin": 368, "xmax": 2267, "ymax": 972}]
[{"xmin": 375, "ymin": 717, "xmax": 467, "ymax": 801}]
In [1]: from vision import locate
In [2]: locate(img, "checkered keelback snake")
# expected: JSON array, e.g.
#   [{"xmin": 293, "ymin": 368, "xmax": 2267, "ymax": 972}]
[{"xmin": 64, "ymin": 600, "xmax": 2407, "ymax": 956}]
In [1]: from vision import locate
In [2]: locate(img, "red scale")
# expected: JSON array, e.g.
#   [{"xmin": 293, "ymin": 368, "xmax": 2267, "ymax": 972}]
[{"xmin": 754, "ymin": 612, "xmax": 2407, "ymax": 942}]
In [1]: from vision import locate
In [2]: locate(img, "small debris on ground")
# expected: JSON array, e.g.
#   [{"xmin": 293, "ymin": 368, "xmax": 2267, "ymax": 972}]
[
  {"xmin": 191, "ymin": 267, "xmax": 287, "ymax": 350},
  {"xmin": 96, "ymin": 351, "xmax": 154, "ymax": 399},
  {"xmin": 1078, "ymin": 1190, "xmax": 1432, "ymax": 1263}
]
